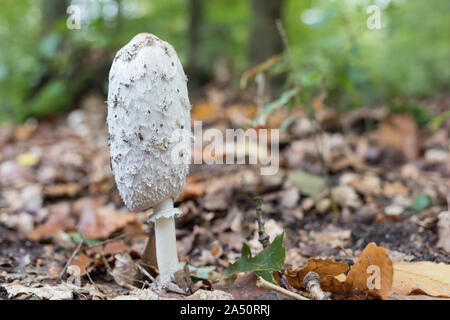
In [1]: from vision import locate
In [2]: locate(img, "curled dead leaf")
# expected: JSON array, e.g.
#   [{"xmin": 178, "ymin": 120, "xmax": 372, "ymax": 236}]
[{"xmin": 284, "ymin": 258, "xmax": 349, "ymax": 289}]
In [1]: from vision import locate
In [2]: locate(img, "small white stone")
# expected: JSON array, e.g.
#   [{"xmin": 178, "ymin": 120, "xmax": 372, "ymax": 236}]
[{"xmin": 385, "ymin": 205, "xmax": 404, "ymax": 216}]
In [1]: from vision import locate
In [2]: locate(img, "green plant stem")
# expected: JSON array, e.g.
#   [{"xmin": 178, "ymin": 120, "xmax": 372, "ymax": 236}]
[{"xmin": 275, "ymin": 20, "xmax": 339, "ymax": 216}]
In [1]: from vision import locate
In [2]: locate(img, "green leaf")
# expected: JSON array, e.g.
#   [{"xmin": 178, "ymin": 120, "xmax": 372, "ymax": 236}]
[
  {"xmin": 429, "ymin": 111, "xmax": 450, "ymax": 132},
  {"xmin": 179, "ymin": 262, "xmax": 216, "ymax": 280},
  {"xmin": 67, "ymin": 232, "xmax": 100, "ymax": 246},
  {"xmin": 280, "ymin": 116, "xmax": 299, "ymax": 132},
  {"xmin": 288, "ymin": 170, "xmax": 327, "ymax": 200},
  {"xmin": 253, "ymin": 89, "xmax": 298, "ymax": 125},
  {"xmin": 225, "ymin": 233, "xmax": 285, "ymax": 285},
  {"xmin": 409, "ymin": 194, "xmax": 432, "ymax": 212},
  {"xmin": 255, "ymin": 270, "xmax": 277, "ymax": 284}
]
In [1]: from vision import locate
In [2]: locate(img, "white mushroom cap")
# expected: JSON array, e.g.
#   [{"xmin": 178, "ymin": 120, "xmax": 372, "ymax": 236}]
[{"xmin": 107, "ymin": 33, "xmax": 191, "ymax": 215}]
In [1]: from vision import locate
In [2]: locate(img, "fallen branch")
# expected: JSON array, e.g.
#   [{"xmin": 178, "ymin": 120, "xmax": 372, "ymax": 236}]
[{"xmin": 256, "ymin": 276, "xmax": 309, "ymax": 300}]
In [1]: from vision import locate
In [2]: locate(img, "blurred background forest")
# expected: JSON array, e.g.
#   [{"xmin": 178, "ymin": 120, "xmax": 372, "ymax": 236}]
[{"xmin": 0, "ymin": 0, "xmax": 449, "ymax": 123}]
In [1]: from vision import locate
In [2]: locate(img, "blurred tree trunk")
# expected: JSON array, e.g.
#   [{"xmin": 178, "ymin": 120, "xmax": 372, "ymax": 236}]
[
  {"xmin": 249, "ymin": 0, "xmax": 284, "ymax": 104},
  {"xmin": 187, "ymin": 0, "xmax": 209, "ymax": 89},
  {"xmin": 42, "ymin": 0, "xmax": 69, "ymax": 31},
  {"xmin": 249, "ymin": 0, "xmax": 283, "ymax": 66},
  {"xmin": 116, "ymin": 0, "xmax": 123, "ymax": 32}
]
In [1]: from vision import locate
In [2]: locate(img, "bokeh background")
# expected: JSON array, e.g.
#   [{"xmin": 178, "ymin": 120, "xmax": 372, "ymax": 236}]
[{"xmin": 0, "ymin": 0, "xmax": 449, "ymax": 123}]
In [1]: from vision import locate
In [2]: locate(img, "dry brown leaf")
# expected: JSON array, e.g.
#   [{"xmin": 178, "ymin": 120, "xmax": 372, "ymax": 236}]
[
  {"xmin": 387, "ymin": 293, "xmax": 450, "ymax": 300},
  {"xmin": 70, "ymin": 253, "xmax": 93, "ymax": 276},
  {"xmin": 292, "ymin": 243, "xmax": 393, "ymax": 299},
  {"xmin": 43, "ymin": 183, "xmax": 83, "ymax": 198},
  {"xmin": 112, "ymin": 253, "xmax": 139, "ymax": 287},
  {"xmin": 180, "ymin": 175, "xmax": 206, "ymax": 200},
  {"xmin": 383, "ymin": 181, "xmax": 409, "ymax": 198},
  {"xmin": 391, "ymin": 261, "xmax": 450, "ymax": 298},
  {"xmin": 85, "ymin": 240, "xmax": 129, "ymax": 256},
  {"xmin": 284, "ymin": 258, "xmax": 349, "ymax": 289},
  {"xmin": 210, "ymin": 243, "xmax": 223, "ymax": 259},
  {"xmin": 28, "ymin": 202, "xmax": 73, "ymax": 240},
  {"xmin": 75, "ymin": 198, "xmax": 137, "ymax": 239},
  {"xmin": 329, "ymin": 154, "xmax": 370, "ymax": 172},
  {"xmin": 342, "ymin": 173, "xmax": 382, "ymax": 196},
  {"xmin": 343, "ymin": 242, "xmax": 393, "ymax": 299},
  {"xmin": 111, "ymin": 288, "xmax": 158, "ymax": 300},
  {"xmin": 375, "ymin": 114, "xmax": 421, "ymax": 161},
  {"xmin": 311, "ymin": 227, "xmax": 351, "ymax": 248},
  {"xmin": 437, "ymin": 211, "xmax": 450, "ymax": 252},
  {"xmin": 332, "ymin": 185, "xmax": 362, "ymax": 208},
  {"xmin": 1, "ymin": 283, "xmax": 74, "ymax": 300},
  {"xmin": 224, "ymin": 104, "xmax": 258, "ymax": 127},
  {"xmin": 186, "ymin": 289, "xmax": 233, "ymax": 300},
  {"xmin": 14, "ymin": 123, "xmax": 37, "ymax": 141},
  {"xmin": 214, "ymin": 272, "xmax": 266, "ymax": 300}
]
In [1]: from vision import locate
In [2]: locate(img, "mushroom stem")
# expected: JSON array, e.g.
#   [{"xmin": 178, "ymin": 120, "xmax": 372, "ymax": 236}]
[{"xmin": 153, "ymin": 198, "xmax": 180, "ymax": 280}]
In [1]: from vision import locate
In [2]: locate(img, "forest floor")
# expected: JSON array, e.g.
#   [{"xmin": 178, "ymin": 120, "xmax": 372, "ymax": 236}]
[{"xmin": 0, "ymin": 90, "xmax": 449, "ymax": 300}]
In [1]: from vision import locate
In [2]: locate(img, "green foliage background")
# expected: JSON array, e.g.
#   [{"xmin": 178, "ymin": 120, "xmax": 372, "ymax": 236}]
[{"xmin": 0, "ymin": 0, "xmax": 448, "ymax": 123}]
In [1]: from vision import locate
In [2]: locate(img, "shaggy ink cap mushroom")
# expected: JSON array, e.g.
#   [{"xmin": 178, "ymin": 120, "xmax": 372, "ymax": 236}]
[{"xmin": 107, "ymin": 33, "xmax": 191, "ymax": 281}]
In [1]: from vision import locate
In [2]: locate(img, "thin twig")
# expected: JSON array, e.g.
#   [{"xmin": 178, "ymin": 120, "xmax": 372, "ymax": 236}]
[
  {"xmin": 85, "ymin": 270, "xmax": 106, "ymax": 300},
  {"xmin": 275, "ymin": 19, "xmax": 301, "ymax": 93},
  {"xmin": 254, "ymin": 196, "xmax": 270, "ymax": 248},
  {"xmin": 87, "ymin": 232, "xmax": 129, "ymax": 249},
  {"xmin": 137, "ymin": 263, "xmax": 155, "ymax": 282},
  {"xmin": 58, "ymin": 241, "xmax": 83, "ymax": 281},
  {"xmin": 256, "ymin": 276, "xmax": 309, "ymax": 300}
]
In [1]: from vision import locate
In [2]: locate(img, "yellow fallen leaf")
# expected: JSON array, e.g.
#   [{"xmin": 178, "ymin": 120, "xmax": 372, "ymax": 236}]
[
  {"xmin": 17, "ymin": 152, "xmax": 39, "ymax": 167},
  {"xmin": 392, "ymin": 261, "xmax": 450, "ymax": 298}
]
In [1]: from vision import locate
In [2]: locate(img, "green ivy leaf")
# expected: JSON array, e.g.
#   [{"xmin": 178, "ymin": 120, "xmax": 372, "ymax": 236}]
[{"xmin": 225, "ymin": 233, "xmax": 285, "ymax": 284}]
